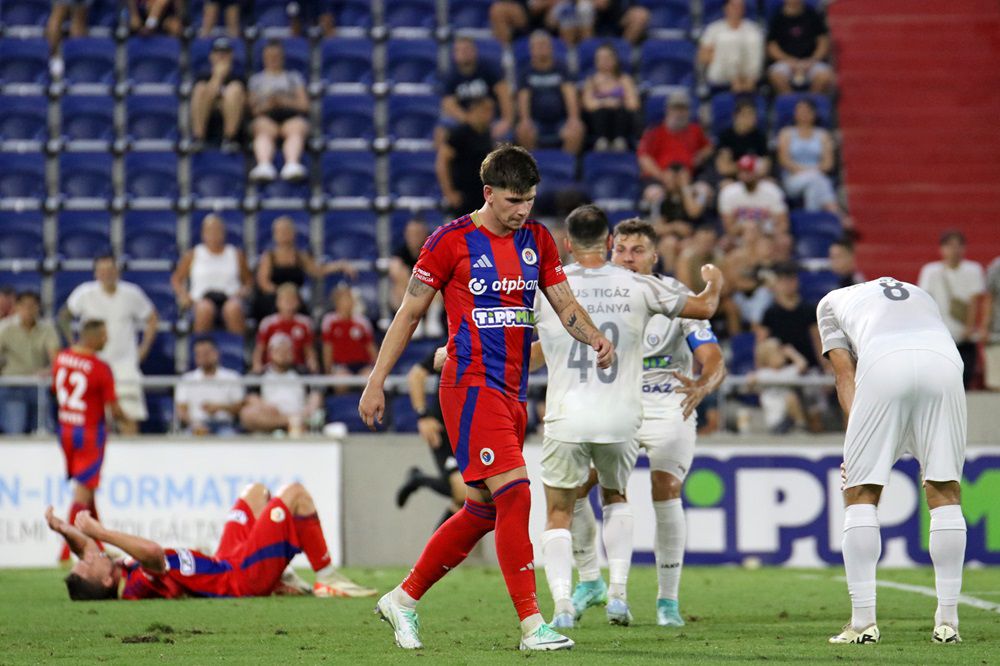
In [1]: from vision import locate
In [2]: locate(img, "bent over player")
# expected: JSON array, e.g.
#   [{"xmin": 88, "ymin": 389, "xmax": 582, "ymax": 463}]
[
  {"xmin": 46, "ymin": 481, "xmax": 375, "ymax": 600},
  {"xmin": 359, "ymin": 145, "xmax": 613, "ymax": 651},
  {"xmin": 818, "ymin": 278, "xmax": 968, "ymax": 645}
]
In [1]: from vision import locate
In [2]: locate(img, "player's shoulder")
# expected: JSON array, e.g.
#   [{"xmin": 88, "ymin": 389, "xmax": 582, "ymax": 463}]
[
  {"xmin": 424, "ymin": 215, "xmax": 474, "ymax": 251},
  {"xmin": 634, "ymin": 271, "xmax": 692, "ymax": 294},
  {"xmin": 292, "ymin": 313, "xmax": 314, "ymax": 327},
  {"xmin": 69, "ymin": 280, "xmax": 101, "ymax": 298},
  {"xmin": 259, "ymin": 313, "xmax": 280, "ymax": 329}
]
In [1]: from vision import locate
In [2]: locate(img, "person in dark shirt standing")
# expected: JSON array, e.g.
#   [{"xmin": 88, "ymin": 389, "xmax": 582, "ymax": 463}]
[
  {"xmin": 713, "ymin": 100, "xmax": 769, "ymax": 185},
  {"xmin": 515, "ymin": 30, "xmax": 585, "ymax": 155},
  {"xmin": 766, "ymin": 0, "xmax": 834, "ymax": 94},
  {"xmin": 436, "ymin": 96, "xmax": 497, "ymax": 218},
  {"xmin": 438, "ymin": 37, "xmax": 515, "ymax": 145}
]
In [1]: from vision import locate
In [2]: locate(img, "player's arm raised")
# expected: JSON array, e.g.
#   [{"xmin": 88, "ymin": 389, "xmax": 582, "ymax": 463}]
[
  {"xmin": 45, "ymin": 506, "xmax": 96, "ymax": 559},
  {"xmin": 359, "ymin": 277, "xmax": 437, "ymax": 428},
  {"xmin": 74, "ymin": 510, "xmax": 167, "ymax": 573},
  {"xmin": 825, "ymin": 348, "xmax": 857, "ymax": 418},
  {"xmin": 677, "ymin": 264, "xmax": 725, "ymax": 319},
  {"xmin": 541, "ymin": 281, "xmax": 613, "ymax": 368},
  {"xmin": 673, "ymin": 341, "xmax": 727, "ymax": 420}
]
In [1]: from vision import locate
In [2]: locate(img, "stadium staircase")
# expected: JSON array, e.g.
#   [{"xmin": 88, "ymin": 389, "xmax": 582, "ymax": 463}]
[{"xmin": 829, "ymin": 0, "xmax": 1000, "ymax": 281}]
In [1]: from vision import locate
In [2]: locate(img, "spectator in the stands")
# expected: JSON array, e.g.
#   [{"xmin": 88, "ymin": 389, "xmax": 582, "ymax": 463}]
[
  {"xmin": 714, "ymin": 100, "xmax": 769, "ymax": 185},
  {"xmin": 388, "ymin": 218, "xmax": 430, "ymax": 309},
  {"xmin": 290, "ymin": 0, "xmax": 336, "ymax": 39},
  {"xmin": 592, "ymin": 0, "xmax": 650, "ymax": 45},
  {"xmin": 516, "ymin": 31, "xmax": 586, "ymax": 155},
  {"xmin": 766, "ymin": 0, "xmax": 834, "ymax": 94},
  {"xmin": 490, "ymin": 0, "xmax": 554, "ymax": 45},
  {"xmin": 777, "ymin": 99, "xmax": 845, "ymax": 217},
  {"xmin": 438, "ymin": 96, "xmax": 497, "ymax": 219},
  {"xmin": 0, "ymin": 292, "xmax": 59, "ymax": 434},
  {"xmin": 46, "ymin": 1, "xmax": 89, "ymax": 80},
  {"xmin": 126, "ymin": 0, "xmax": 182, "ymax": 36},
  {"xmin": 439, "ymin": 37, "xmax": 515, "ymax": 144},
  {"xmin": 982, "ymin": 255, "xmax": 1000, "ymax": 391},
  {"xmin": 321, "ymin": 284, "xmax": 377, "ymax": 379},
  {"xmin": 719, "ymin": 155, "xmax": 788, "ymax": 241},
  {"xmin": 0, "ymin": 286, "xmax": 15, "ymax": 329},
  {"xmin": 581, "ymin": 43, "xmax": 640, "ymax": 151},
  {"xmin": 676, "ymin": 226, "xmax": 725, "ymax": 294},
  {"xmin": 751, "ymin": 337, "xmax": 808, "ymax": 434},
  {"xmin": 172, "ymin": 214, "xmax": 253, "ymax": 335},
  {"xmin": 551, "ymin": 0, "xmax": 595, "ymax": 45},
  {"xmin": 248, "ymin": 40, "xmax": 310, "ymax": 182},
  {"xmin": 722, "ymin": 258, "xmax": 773, "ymax": 333},
  {"xmin": 253, "ymin": 283, "xmax": 319, "ymax": 375},
  {"xmin": 828, "ymin": 239, "xmax": 865, "ymax": 288},
  {"xmin": 698, "ymin": 0, "xmax": 764, "ymax": 93},
  {"xmin": 240, "ymin": 334, "xmax": 322, "ymax": 437},
  {"xmin": 253, "ymin": 215, "xmax": 355, "ymax": 320},
  {"xmin": 190, "ymin": 37, "xmax": 246, "ymax": 151},
  {"xmin": 175, "ymin": 336, "xmax": 245, "ymax": 436},
  {"xmin": 61, "ymin": 255, "xmax": 158, "ymax": 435},
  {"xmin": 652, "ymin": 163, "xmax": 710, "ymax": 243},
  {"xmin": 917, "ymin": 230, "xmax": 985, "ymax": 388},
  {"xmin": 638, "ymin": 90, "xmax": 712, "ymax": 211},
  {"xmin": 199, "ymin": 0, "xmax": 241, "ymax": 37}
]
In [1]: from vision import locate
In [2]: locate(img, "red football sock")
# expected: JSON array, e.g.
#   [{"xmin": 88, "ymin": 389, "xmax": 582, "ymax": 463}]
[
  {"xmin": 294, "ymin": 513, "xmax": 332, "ymax": 571},
  {"xmin": 401, "ymin": 499, "xmax": 496, "ymax": 600},
  {"xmin": 492, "ymin": 479, "xmax": 539, "ymax": 621}
]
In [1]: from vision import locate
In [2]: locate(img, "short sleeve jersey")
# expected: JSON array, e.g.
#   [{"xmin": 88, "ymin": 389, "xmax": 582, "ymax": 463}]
[
  {"xmin": 412, "ymin": 213, "xmax": 566, "ymax": 402},
  {"xmin": 120, "ymin": 549, "xmax": 236, "ymax": 600},
  {"xmin": 256, "ymin": 314, "xmax": 314, "ymax": 366},
  {"xmin": 767, "ymin": 6, "xmax": 829, "ymax": 59},
  {"xmin": 519, "ymin": 64, "xmax": 571, "ymax": 124},
  {"xmin": 442, "ymin": 61, "xmax": 502, "ymax": 108},
  {"xmin": 52, "ymin": 349, "xmax": 117, "ymax": 430}
]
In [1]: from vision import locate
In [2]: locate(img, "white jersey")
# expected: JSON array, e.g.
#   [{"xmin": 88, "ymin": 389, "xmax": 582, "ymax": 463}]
[
  {"xmin": 66, "ymin": 280, "xmax": 154, "ymax": 372},
  {"xmin": 535, "ymin": 262, "xmax": 688, "ymax": 443},
  {"xmin": 640, "ymin": 276, "xmax": 718, "ymax": 420},
  {"xmin": 816, "ymin": 277, "xmax": 962, "ymax": 381}
]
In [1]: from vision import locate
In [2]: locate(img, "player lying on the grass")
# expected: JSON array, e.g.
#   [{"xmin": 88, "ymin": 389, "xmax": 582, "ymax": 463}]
[
  {"xmin": 45, "ymin": 482, "xmax": 376, "ymax": 600},
  {"xmin": 818, "ymin": 278, "xmax": 968, "ymax": 645},
  {"xmin": 530, "ymin": 214, "xmax": 725, "ymax": 629}
]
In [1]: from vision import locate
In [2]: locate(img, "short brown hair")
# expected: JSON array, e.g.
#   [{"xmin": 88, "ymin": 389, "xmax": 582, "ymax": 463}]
[
  {"xmin": 613, "ymin": 218, "xmax": 657, "ymax": 247},
  {"xmin": 566, "ymin": 204, "xmax": 609, "ymax": 248},
  {"xmin": 64, "ymin": 572, "xmax": 118, "ymax": 601},
  {"xmin": 81, "ymin": 319, "xmax": 106, "ymax": 336},
  {"xmin": 480, "ymin": 145, "xmax": 540, "ymax": 194}
]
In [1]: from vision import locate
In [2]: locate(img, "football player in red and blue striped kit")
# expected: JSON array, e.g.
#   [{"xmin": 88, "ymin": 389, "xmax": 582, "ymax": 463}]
[{"xmin": 360, "ymin": 145, "xmax": 614, "ymax": 651}]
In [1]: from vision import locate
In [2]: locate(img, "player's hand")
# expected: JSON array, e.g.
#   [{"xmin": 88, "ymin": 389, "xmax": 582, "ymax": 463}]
[
  {"xmin": 358, "ymin": 383, "xmax": 385, "ymax": 430},
  {"xmin": 417, "ymin": 417, "xmax": 443, "ymax": 449},
  {"xmin": 433, "ymin": 346, "xmax": 448, "ymax": 372},
  {"xmin": 592, "ymin": 334, "xmax": 614, "ymax": 369},
  {"xmin": 45, "ymin": 506, "xmax": 66, "ymax": 533},
  {"xmin": 700, "ymin": 263, "xmax": 723, "ymax": 287},
  {"xmin": 672, "ymin": 371, "xmax": 707, "ymax": 420},
  {"xmin": 74, "ymin": 510, "xmax": 101, "ymax": 538}
]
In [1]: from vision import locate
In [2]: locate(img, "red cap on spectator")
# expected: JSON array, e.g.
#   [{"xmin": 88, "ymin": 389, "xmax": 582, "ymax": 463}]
[{"xmin": 738, "ymin": 155, "xmax": 758, "ymax": 172}]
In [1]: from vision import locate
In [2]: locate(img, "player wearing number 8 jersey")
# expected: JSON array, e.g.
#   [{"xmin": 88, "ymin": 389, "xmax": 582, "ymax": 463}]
[
  {"xmin": 817, "ymin": 278, "xmax": 968, "ymax": 645},
  {"xmin": 51, "ymin": 320, "xmax": 130, "ymax": 561}
]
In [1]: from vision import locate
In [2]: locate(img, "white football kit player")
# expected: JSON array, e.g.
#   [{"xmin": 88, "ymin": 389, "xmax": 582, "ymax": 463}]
[{"xmin": 817, "ymin": 277, "xmax": 966, "ymax": 487}]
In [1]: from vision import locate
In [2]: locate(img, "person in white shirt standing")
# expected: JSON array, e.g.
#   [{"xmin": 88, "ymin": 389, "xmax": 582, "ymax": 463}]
[
  {"xmin": 917, "ymin": 230, "xmax": 985, "ymax": 388},
  {"xmin": 533, "ymin": 206, "xmax": 723, "ymax": 628},
  {"xmin": 175, "ymin": 336, "xmax": 245, "ymax": 436},
  {"xmin": 698, "ymin": 0, "xmax": 764, "ymax": 92},
  {"xmin": 60, "ymin": 255, "xmax": 158, "ymax": 435},
  {"xmin": 718, "ymin": 155, "xmax": 788, "ymax": 241},
  {"xmin": 817, "ymin": 277, "xmax": 967, "ymax": 645}
]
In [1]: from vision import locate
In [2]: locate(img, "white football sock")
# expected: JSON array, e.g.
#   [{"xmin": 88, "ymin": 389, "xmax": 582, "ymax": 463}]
[
  {"xmin": 929, "ymin": 504, "xmax": 966, "ymax": 628},
  {"xmin": 653, "ymin": 498, "xmax": 685, "ymax": 601},
  {"xmin": 520, "ymin": 613, "xmax": 544, "ymax": 635},
  {"xmin": 571, "ymin": 497, "xmax": 601, "ymax": 583},
  {"xmin": 315, "ymin": 564, "xmax": 336, "ymax": 579},
  {"xmin": 541, "ymin": 528, "xmax": 574, "ymax": 615},
  {"xmin": 842, "ymin": 503, "xmax": 880, "ymax": 630},
  {"xmin": 602, "ymin": 502, "xmax": 634, "ymax": 601},
  {"xmin": 391, "ymin": 584, "xmax": 418, "ymax": 609}
]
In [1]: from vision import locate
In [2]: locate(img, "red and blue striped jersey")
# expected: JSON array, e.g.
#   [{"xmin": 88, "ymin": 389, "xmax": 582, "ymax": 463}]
[
  {"xmin": 120, "ymin": 549, "xmax": 235, "ymax": 599},
  {"xmin": 412, "ymin": 213, "xmax": 566, "ymax": 402}
]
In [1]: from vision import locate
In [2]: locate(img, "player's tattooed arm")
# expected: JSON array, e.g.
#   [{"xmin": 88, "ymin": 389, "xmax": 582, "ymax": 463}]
[
  {"xmin": 406, "ymin": 276, "xmax": 436, "ymax": 298},
  {"xmin": 826, "ymin": 348, "xmax": 857, "ymax": 418},
  {"xmin": 542, "ymin": 281, "xmax": 614, "ymax": 368}
]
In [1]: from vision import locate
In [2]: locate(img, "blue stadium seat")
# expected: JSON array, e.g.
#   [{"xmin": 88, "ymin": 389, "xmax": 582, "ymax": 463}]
[
  {"xmin": 140, "ymin": 331, "xmax": 177, "ymax": 375},
  {"xmin": 123, "ymin": 210, "xmax": 179, "ymax": 261},
  {"xmin": 384, "ymin": 0, "xmax": 437, "ymax": 30},
  {"xmin": 199, "ymin": 331, "xmax": 246, "ymax": 372},
  {"xmin": 63, "ymin": 37, "xmax": 116, "ymax": 86},
  {"xmin": 798, "ymin": 270, "xmax": 841, "ymax": 305},
  {"xmin": 252, "ymin": 0, "xmax": 291, "ymax": 29},
  {"xmin": 0, "ymin": 38, "xmax": 48, "ymax": 86},
  {"xmin": 89, "ymin": 0, "xmax": 120, "ymax": 28},
  {"xmin": 61, "ymin": 95, "xmax": 115, "ymax": 142},
  {"xmin": 640, "ymin": 0, "xmax": 692, "ymax": 32},
  {"xmin": 396, "ymin": 338, "xmax": 441, "ymax": 374},
  {"xmin": 471, "ymin": 38, "xmax": 503, "ymax": 74},
  {"xmin": 325, "ymin": 393, "xmax": 375, "ymax": 432},
  {"xmin": 608, "ymin": 208, "xmax": 641, "ymax": 226},
  {"xmin": 321, "ymin": 150, "xmax": 376, "ymax": 200},
  {"xmin": 0, "ymin": 152, "xmax": 45, "ymax": 199},
  {"xmin": 391, "ymin": 395, "xmax": 419, "ymax": 432},
  {"xmin": 332, "ymin": 0, "xmax": 372, "ymax": 28},
  {"xmin": 448, "ymin": 0, "xmax": 492, "ymax": 30},
  {"xmin": 533, "ymin": 149, "xmax": 578, "ymax": 202},
  {"xmin": 126, "ymin": 94, "xmax": 179, "ymax": 142},
  {"xmin": 728, "ymin": 332, "xmax": 756, "ymax": 375},
  {"xmin": 0, "ymin": 270, "xmax": 43, "ymax": 296},
  {"xmin": 256, "ymin": 209, "xmax": 310, "ymax": 251},
  {"xmin": 252, "ymin": 38, "xmax": 310, "ymax": 79},
  {"xmin": 709, "ymin": 93, "xmax": 767, "ymax": 136},
  {"xmin": 513, "ymin": 35, "xmax": 569, "ymax": 74},
  {"xmin": 190, "ymin": 38, "xmax": 247, "ymax": 79},
  {"xmin": 125, "ymin": 152, "xmax": 179, "ymax": 200},
  {"xmin": 791, "ymin": 211, "xmax": 842, "ymax": 259},
  {"xmin": 59, "ymin": 152, "xmax": 113, "ymax": 200},
  {"xmin": 191, "ymin": 209, "xmax": 244, "ymax": 246},
  {"xmin": 257, "ymin": 154, "xmax": 312, "ymax": 201},
  {"xmin": 57, "ymin": 211, "xmax": 112, "ymax": 259},
  {"xmin": 1, "ymin": 0, "xmax": 49, "ymax": 27},
  {"xmin": 774, "ymin": 93, "xmax": 833, "ymax": 129},
  {"xmin": 123, "ymin": 270, "xmax": 177, "ymax": 319},
  {"xmin": 389, "ymin": 150, "xmax": 440, "ymax": 200},
  {"xmin": 54, "ymin": 270, "xmax": 93, "ymax": 310},
  {"xmin": 639, "ymin": 40, "xmax": 696, "ymax": 88},
  {"xmin": 582, "ymin": 153, "xmax": 641, "ymax": 203},
  {"xmin": 576, "ymin": 38, "xmax": 632, "ymax": 80},
  {"xmin": 385, "ymin": 39, "xmax": 439, "ymax": 85},
  {"xmin": 191, "ymin": 151, "xmax": 246, "ymax": 200},
  {"xmin": 321, "ymin": 94, "xmax": 376, "ymax": 142},
  {"xmin": 387, "ymin": 93, "xmax": 440, "ymax": 141},
  {"xmin": 0, "ymin": 211, "xmax": 44, "ymax": 260},
  {"xmin": 702, "ymin": 0, "xmax": 758, "ymax": 23},
  {"xmin": 324, "ymin": 211, "xmax": 378, "ymax": 261},
  {"xmin": 0, "ymin": 95, "xmax": 47, "ymax": 142},
  {"xmin": 126, "ymin": 36, "xmax": 181, "ymax": 86},
  {"xmin": 321, "ymin": 38, "xmax": 373, "ymax": 86}
]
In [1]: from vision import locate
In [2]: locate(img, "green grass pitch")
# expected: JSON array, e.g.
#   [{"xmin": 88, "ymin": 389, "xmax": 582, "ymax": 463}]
[{"xmin": 1, "ymin": 566, "xmax": 997, "ymax": 664}]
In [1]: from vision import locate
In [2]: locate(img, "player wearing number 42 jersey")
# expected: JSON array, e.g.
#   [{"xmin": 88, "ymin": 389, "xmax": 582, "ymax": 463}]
[
  {"xmin": 51, "ymin": 319, "xmax": 130, "ymax": 562},
  {"xmin": 817, "ymin": 278, "xmax": 968, "ymax": 646}
]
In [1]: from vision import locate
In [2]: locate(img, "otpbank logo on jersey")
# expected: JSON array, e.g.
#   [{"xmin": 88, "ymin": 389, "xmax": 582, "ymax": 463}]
[
  {"xmin": 467, "ymin": 276, "xmax": 539, "ymax": 296},
  {"xmin": 471, "ymin": 307, "xmax": 536, "ymax": 329}
]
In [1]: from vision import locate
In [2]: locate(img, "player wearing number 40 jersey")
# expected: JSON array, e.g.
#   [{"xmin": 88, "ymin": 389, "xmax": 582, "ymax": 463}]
[
  {"xmin": 817, "ymin": 278, "xmax": 968, "ymax": 646},
  {"xmin": 530, "ymin": 207, "xmax": 724, "ymax": 629},
  {"xmin": 51, "ymin": 320, "xmax": 131, "ymax": 561}
]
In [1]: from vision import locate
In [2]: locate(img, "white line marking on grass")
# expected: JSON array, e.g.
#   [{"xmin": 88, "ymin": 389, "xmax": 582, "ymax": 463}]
[{"xmin": 835, "ymin": 577, "xmax": 1000, "ymax": 614}]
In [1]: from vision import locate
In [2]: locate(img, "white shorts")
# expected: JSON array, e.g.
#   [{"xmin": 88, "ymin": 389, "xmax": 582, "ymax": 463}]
[
  {"xmin": 541, "ymin": 437, "xmax": 637, "ymax": 493},
  {"xmin": 768, "ymin": 60, "xmax": 834, "ymax": 82},
  {"xmin": 635, "ymin": 410, "xmax": 696, "ymax": 481},
  {"xmin": 844, "ymin": 349, "xmax": 966, "ymax": 488},
  {"xmin": 111, "ymin": 366, "xmax": 148, "ymax": 422}
]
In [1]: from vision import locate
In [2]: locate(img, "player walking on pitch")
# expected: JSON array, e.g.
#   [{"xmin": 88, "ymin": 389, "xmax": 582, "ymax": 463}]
[
  {"xmin": 359, "ymin": 146, "xmax": 613, "ymax": 651},
  {"xmin": 532, "ymin": 213, "xmax": 725, "ymax": 628},
  {"xmin": 818, "ymin": 278, "xmax": 968, "ymax": 644}
]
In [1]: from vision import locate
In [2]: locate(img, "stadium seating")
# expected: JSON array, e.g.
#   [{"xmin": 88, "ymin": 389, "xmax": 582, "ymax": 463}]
[
  {"xmin": 385, "ymin": 39, "xmax": 440, "ymax": 85},
  {"xmin": 448, "ymin": 0, "xmax": 492, "ymax": 31},
  {"xmin": 384, "ymin": 0, "xmax": 438, "ymax": 30},
  {"xmin": 57, "ymin": 211, "xmax": 112, "ymax": 259},
  {"xmin": 62, "ymin": 38, "xmax": 116, "ymax": 86},
  {"xmin": 643, "ymin": 91, "xmax": 699, "ymax": 128},
  {"xmin": 126, "ymin": 37, "xmax": 181, "ymax": 87},
  {"xmin": 123, "ymin": 210, "xmax": 180, "ymax": 261},
  {"xmin": 512, "ymin": 35, "xmax": 569, "ymax": 74},
  {"xmin": 189, "ymin": 38, "xmax": 248, "ymax": 79},
  {"xmin": 798, "ymin": 270, "xmax": 841, "ymax": 305},
  {"xmin": 728, "ymin": 332, "xmax": 756, "ymax": 376},
  {"xmin": 126, "ymin": 94, "xmax": 180, "ymax": 142},
  {"xmin": 0, "ymin": 270, "xmax": 42, "ymax": 296},
  {"xmin": 0, "ymin": 0, "xmax": 49, "ymax": 28},
  {"xmin": 59, "ymin": 152, "xmax": 114, "ymax": 201},
  {"xmin": 709, "ymin": 93, "xmax": 767, "ymax": 137},
  {"xmin": 0, "ymin": 211, "xmax": 44, "ymax": 260},
  {"xmin": 582, "ymin": 153, "xmax": 641, "ymax": 205},
  {"xmin": 576, "ymin": 37, "xmax": 633, "ymax": 80},
  {"xmin": 320, "ymin": 38, "xmax": 374, "ymax": 86},
  {"xmin": 330, "ymin": 0, "xmax": 372, "ymax": 29},
  {"xmin": 61, "ymin": 95, "xmax": 115, "ymax": 144},
  {"xmin": 141, "ymin": 391, "xmax": 175, "ymax": 435},
  {"xmin": 390, "ymin": 395, "xmax": 420, "ymax": 433},
  {"xmin": 257, "ymin": 154, "xmax": 313, "ymax": 201},
  {"xmin": 324, "ymin": 211, "xmax": 379, "ymax": 261},
  {"xmin": 202, "ymin": 331, "xmax": 246, "ymax": 372},
  {"xmin": 389, "ymin": 150, "xmax": 440, "ymax": 205},
  {"xmin": 123, "ymin": 270, "xmax": 177, "ymax": 320},
  {"xmin": 0, "ymin": 152, "xmax": 45, "ymax": 199},
  {"xmin": 140, "ymin": 331, "xmax": 178, "ymax": 376},
  {"xmin": 321, "ymin": 93, "xmax": 376, "ymax": 144},
  {"xmin": 639, "ymin": 39, "xmax": 696, "ymax": 88},
  {"xmin": 792, "ymin": 211, "xmax": 843, "ymax": 259},
  {"xmin": 641, "ymin": 0, "xmax": 692, "ymax": 33},
  {"xmin": 53, "ymin": 270, "xmax": 92, "ymax": 311},
  {"xmin": 387, "ymin": 92, "xmax": 440, "ymax": 143},
  {"xmin": 774, "ymin": 93, "xmax": 834, "ymax": 129},
  {"xmin": 252, "ymin": 0, "xmax": 291, "ymax": 30},
  {"xmin": 327, "ymin": 270, "xmax": 379, "ymax": 318},
  {"xmin": 251, "ymin": 38, "xmax": 310, "ymax": 79},
  {"xmin": 0, "ymin": 38, "xmax": 48, "ymax": 86},
  {"xmin": 325, "ymin": 394, "xmax": 373, "ymax": 432},
  {"xmin": 190, "ymin": 151, "xmax": 246, "ymax": 202},
  {"xmin": 256, "ymin": 209, "xmax": 311, "ymax": 251},
  {"xmin": 125, "ymin": 152, "xmax": 180, "ymax": 201},
  {"xmin": 0, "ymin": 94, "xmax": 47, "ymax": 142},
  {"xmin": 391, "ymin": 207, "xmax": 439, "ymax": 238},
  {"xmin": 471, "ymin": 38, "xmax": 503, "ymax": 74},
  {"xmin": 320, "ymin": 150, "xmax": 376, "ymax": 202},
  {"xmin": 533, "ymin": 149, "xmax": 579, "ymax": 205},
  {"xmin": 89, "ymin": 0, "xmax": 119, "ymax": 29}
]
